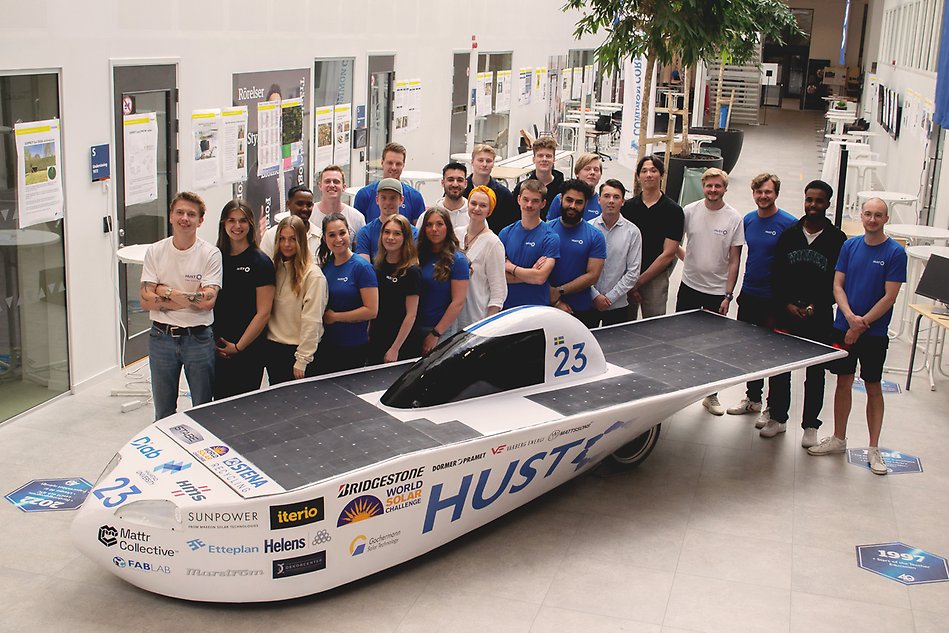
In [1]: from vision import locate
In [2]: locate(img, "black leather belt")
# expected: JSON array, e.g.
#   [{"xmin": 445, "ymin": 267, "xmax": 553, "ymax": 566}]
[{"xmin": 152, "ymin": 322, "xmax": 209, "ymax": 337}]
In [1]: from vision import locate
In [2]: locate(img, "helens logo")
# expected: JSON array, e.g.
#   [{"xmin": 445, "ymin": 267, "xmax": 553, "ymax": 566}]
[{"xmin": 337, "ymin": 495, "xmax": 384, "ymax": 526}]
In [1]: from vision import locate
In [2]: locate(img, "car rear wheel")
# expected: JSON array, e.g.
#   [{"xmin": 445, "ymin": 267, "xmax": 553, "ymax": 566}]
[{"xmin": 610, "ymin": 424, "xmax": 661, "ymax": 466}]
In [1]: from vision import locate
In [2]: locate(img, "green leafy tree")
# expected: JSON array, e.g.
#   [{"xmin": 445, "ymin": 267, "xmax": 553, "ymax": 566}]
[{"xmin": 563, "ymin": 0, "xmax": 800, "ymax": 163}]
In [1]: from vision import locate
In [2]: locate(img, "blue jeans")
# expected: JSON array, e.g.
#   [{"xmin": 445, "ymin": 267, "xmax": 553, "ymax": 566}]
[{"xmin": 148, "ymin": 324, "xmax": 215, "ymax": 420}]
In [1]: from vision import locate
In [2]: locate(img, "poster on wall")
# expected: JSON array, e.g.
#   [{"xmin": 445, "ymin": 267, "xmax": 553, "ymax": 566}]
[
  {"xmin": 407, "ymin": 80, "xmax": 422, "ymax": 131},
  {"xmin": 315, "ymin": 106, "xmax": 334, "ymax": 172},
  {"xmin": 14, "ymin": 118, "xmax": 64, "ymax": 228},
  {"xmin": 256, "ymin": 101, "xmax": 280, "ymax": 177},
  {"xmin": 496, "ymin": 70, "xmax": 512, "ymax": 113},
  {"xmin": 534, "ymin": 67, "xmax": 548, "ymax": 103},
  {"xmin": 280, "ymin": 98, "xmax": 304, "ymax": 172},
  {"xmin": 393, "ymin": 80, "xmax": 409, "ymax": 133},
  {"xmin": 619, "ymin": 56, "xmax": 657, "ymax": 169},
  {"xmin": 865, "ymin": 75, "xmax": 878, "ymax": 117},
  {"xmin": 476, "ymin": 72, "xmax": 494, "ymax": 117},
  {"xmin": 122, "ymin": 112, "xmax": 159, "ymax": 207},
  {"xmin": 191, "ymin": 109, "xmax": 221, "ymax": 190},
  {"xmin": 232, "ymin": 68, "xmax": 310, "ymax": 227},
  {"xmin": 571, "ymin": 67, "xmax": 583, "ymax": 100},
  {"xmin": 561, "ymin": 69, "xmax": 572, "ymax": 102},
  {"xmin": 583, "ymin": 64, "xmax": 594, "ymax": 96},
  {"xmin": 333, "ymin": 103, "xmax": 352, "ymax": 167},
  {"xmin": 221, "ymin": 106, "xmax": 248, "ymax": 184},
  {"xmin": 518, "ymin": 68, "xmax": 533, "ymax": 106}
]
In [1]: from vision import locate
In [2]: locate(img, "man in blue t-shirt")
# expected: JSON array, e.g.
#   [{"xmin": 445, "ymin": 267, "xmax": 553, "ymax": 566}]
[
  {"xmin": 807, "ymin": 198, "xmax": 907, "ymax": 476},
  {"xmin": 726, "ymin": 173, "xmax": 797, "ymax": 430},
  {"xmin": 353, "ymin": 142, "xmax": 426, "ymax": 223},
  {"xmin": 499, "ymin": 179, "xmax": 560, "ymax": 309},
  {"xmin": 355, "ymin": 179, "xmax": 418, "ymax": 262},
  {"xmin": 548, "ymin": 179, "xmax": 606, "ymax": 328}
]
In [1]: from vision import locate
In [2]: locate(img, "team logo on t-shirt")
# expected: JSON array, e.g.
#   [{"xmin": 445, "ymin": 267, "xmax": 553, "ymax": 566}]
[
  {"xmin": 386, "ymin": 275, "xmax": 399, "ymax": 283},
  {"xmin": 236, "ymin": 266, "xmax": 251, "ymax": 273},
  {"xmin": 764, "ymin": 230, "xmax": 776, "ymax": 236},
  {"xmin": 713, "ymin": 229, "xmax": 728, "ymax": 236},
  {"xmin": 337, "ymin": 277, "xmax": 349, "ymax": 282},
  {"xmin": 571, "ymin": 239, "xmax": 584, "ymax": 245},
  {"xmin": 525, "ymin": 241, "xmax": 536, "ymax": 247},
  {"xmin": 872, "ymin": 260, "xmax": 885, "ymax": 267}
]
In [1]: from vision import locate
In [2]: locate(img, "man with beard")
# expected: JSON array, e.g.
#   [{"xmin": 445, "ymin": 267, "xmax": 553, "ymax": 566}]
[
  {"xmin": 500, "ymin": 179, "xmax": 560, "ymax": 308},
  {"xmin": 676, "ymin": 167, "xmax": 744, "ymax": 416},
  {"xmin": 354, "ymin": 142, "xmax": 426, "ymax": 223},
  {"xmin": 548, "ymin": 179, "xmax": 606, "ymax": 328},
  {"xmin": 512, "ymin": 136, "xmax": 564, "ymax": 219},
  {"xmin": 464, "ymin": 144, "xmax": 518, "ymax": 233},
  {"xmin": 260, "ymin": 185, "xmax": 321, "ymax": 259},
  {"xmin": 765, "ymin": 180, "xmax": 847, "ymax": 445},
  {"xmin": 418, "ymin": 162, "xmax": 469, "ymax": 238},
  {"xmin": 547, "ymin": 153, "xmax": 603, "ymax": 222}
]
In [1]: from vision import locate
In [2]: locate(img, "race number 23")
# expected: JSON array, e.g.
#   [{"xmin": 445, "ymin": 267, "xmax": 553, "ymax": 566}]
[
  {"xmin": 554, "ymin": 343, "xmax": 587, "ymax": 377},
  {"xmin": 92, "ymin": 477, "xmax": 142, "ymax": 508}
]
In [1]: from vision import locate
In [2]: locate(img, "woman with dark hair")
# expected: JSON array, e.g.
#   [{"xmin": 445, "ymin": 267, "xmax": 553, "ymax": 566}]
[
  {"xmin": 265, "ymin": 215, "xmax": 328, "ymax": 384},
  {"xmin": 411, "ymin": 207, "xmax": 469, "ymax": 356},
  {"xmin": 369, "ymin": 214, "xmax": 420, "ymax": 363},
  {"xmin": 315, "ymin": 213, "xmax": 379, "ymax": 374},
  {"xmin": 213, "ymin": 200, "xmax": 275, "ymax": 398}
]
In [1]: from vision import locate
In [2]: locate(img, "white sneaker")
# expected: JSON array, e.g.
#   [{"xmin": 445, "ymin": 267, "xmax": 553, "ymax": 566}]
[
  {"xmin": 868, "ymin": 447, "xmax": 888, "ymax": 475},
  {"xmin": 801, "ymin": 428, "xmax": 818, "ymax": 448},
  {"xmin": 727, "ymin": 398, "xmax": 762, "ymax": 415},
  {"xmin": 754, "ymin": 408, "xmax": 771, "ymax": 429},
  {"xmin": 807, "ymin": 435, "xmax": 847, "ymax": 456},
  {"xmin": 703, "ymin": 395, "xmax": 724, "ymax": 416},
  {"xmin": 759, "ymin": 420, "xmax": 787, "ymax": 438}
]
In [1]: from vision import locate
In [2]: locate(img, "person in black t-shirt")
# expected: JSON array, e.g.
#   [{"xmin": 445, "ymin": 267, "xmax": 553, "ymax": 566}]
[
  {"xmin": 369, "ymin": 214, "xmax": 420, "ymax": 363},
  {"xmin": 463, "ymin": 143, "xmax": 518, "ymax": 234},
  {"xmin": 620, "ymin": 155, "xmax": 684, "ymax": 318},
  {"xmin": 213, "ymin": 199, "xmax": 276, "ymax": 398},
  {"xmin": 512, "ymin": 136, "xmax": 564, "ymax": 220}
]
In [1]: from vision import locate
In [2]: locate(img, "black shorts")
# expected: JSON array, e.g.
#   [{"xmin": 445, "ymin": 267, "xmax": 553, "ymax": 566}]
[{"xmin": 828, "ymin": 330, "xmax": 888, "ymax": 383}]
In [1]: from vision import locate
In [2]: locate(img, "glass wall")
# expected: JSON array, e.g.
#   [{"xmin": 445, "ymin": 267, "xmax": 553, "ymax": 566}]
[
  {"xmin": 0, "ymin": 72, "xmax": 69, "ymax": 422},
  {"xmin": 313, "ymin": 57, "xmax": 355, "ymax": 190}
]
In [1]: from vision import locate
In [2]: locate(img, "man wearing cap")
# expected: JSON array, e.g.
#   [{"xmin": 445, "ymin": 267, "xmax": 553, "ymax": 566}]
[
  {"xmin": 418, "ymin": 162, "xmax": 469, "ymax": 238},
  {"xmin": 355, "ymin": 178, "xmax": 419, "ymax": 262},
  {"xmin": 139, "ymin": 192, "xmax": 222, "ymax": 420},
  {"xmin": 500, "ymin": 179, "xmax": 560, "ymax": 309},
  {"xmin": 353, "ymin": 142, "xmax": 426, "ymax": 223},
  {"xmin": 260, "ymin": 185, "xmax": 322, "ymax": 259}
]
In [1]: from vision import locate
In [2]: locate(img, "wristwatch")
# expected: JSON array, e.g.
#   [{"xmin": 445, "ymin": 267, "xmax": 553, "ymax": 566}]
[
  {"xmin": 724, "ymin": 292, "xmax": 734, "ymax": 301},
  {"xmin": 430, "ymin": 328, "xmax": 442, "ymax": 338},
  {"xmin": 558, "ymin": 286, "xmax": 566, "ymax": 297},
  {"xmin": 164, "ymin": 287, "xmax": 173, "ymax": 299}
]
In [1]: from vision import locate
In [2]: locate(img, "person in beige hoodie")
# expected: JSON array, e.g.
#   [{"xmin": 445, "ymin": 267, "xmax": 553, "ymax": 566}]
[{"xmin": 265, "ymin": 215, "xmax": 328, "ymax": 383}]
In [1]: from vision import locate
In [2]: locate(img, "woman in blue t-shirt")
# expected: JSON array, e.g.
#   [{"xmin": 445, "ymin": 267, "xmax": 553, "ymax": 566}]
[
  {"xmin": 213, "ymin": 200, "xmax": 275, "ymax": 398},
  {"xmin": 315, "ymin": 213, "xmax": 379, "ymax": 374},
  {"xmin": 410, "ymin": 207, "xmax": 469, "ymax": 356}
]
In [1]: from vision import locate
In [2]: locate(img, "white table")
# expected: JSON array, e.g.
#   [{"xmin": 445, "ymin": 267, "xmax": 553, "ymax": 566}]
[
  {"xmin": 116, "ymin": 243, "xmax": 149, "ymax": 265},
  {"xmin": 884, "ymin": 229, "xmax": 949, "ymax": 340},
  {"xmin": 400, "ymin": 171, "xmax": 442, "ymax": 191},
  {"xmin": 847, "ymin": 130, "xmax": 880, "ymax": 142},
  {"xmin": 825, "ymin": 111, "xmax": 857, "ymax": 134},
  {"xmin": 885, "ymin": 223, "xmax": 949, "ymax": 245},
  {"xmin": 344, "ymin": 186, "xmax": 361, "ymax": 200},
  {"xmin": 848, "ymin": 159, "xmax": 887, "ymax": 193}
]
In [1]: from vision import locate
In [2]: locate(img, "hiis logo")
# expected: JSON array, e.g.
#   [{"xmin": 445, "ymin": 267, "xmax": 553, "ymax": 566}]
[
  {"xmin": 337, "ymin": 495, "xmax": 384, "ymax": 526},
  {"xmin": 98, "ymin": 525, "xmax": 118, "ymax": 547},
  {"xmin": 269, "ymin": 497, "xmax": 324, "ymax": 529},
  {"xmin": 349, "ymin": 535, "xmax": 367, "ymax": 556},
  {"xmin": 171, "ymin": 480, "xmax": 210, "ymax": 501}
]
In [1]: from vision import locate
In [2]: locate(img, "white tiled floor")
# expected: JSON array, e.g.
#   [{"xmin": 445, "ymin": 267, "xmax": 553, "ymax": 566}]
[{"xmin": 2, "ymin": 109, "xmax": 948, "ymax": 632}]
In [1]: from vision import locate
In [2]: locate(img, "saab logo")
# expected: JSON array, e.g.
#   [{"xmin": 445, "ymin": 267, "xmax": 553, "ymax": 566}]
[
  {"xmin": 492, "ymin": 445, "xmax": 506, "ymax": 455},
  {"xmin": 873, "ymin": 259, "xmax": 886, "ymax": 267},
  {"xmin": 765, "ymin": 230, "xmax": 777, "ymax": 236},
  {"xmin": 264, "ymin": 537, "xmax": 306, "ymax": 554},
  {"xmin": 337, "ymin": 467, "xmax": 425, "ymax": 498},
  {"xmin": 272, "ymin": 551, "xmax": 326, "ymax": 579},
  {"xmin": 337, "ymin": 495, "xmax": 384, "ymax": 526},
  {"xmin": 130, "ymin": 436, "xmax": 162, "ymax": 459},
  {"xmin": 270, "ymin": 497, "xmax": 325, "ymax": 529},
  {"xmin": 337, "ymin": 276, "xmax": 349, "ymax": 282},
  {"xmin": 194, "ymin": 445, "xmax": 229, "ymax": 461},
  {"xmin": 171, "ymin": 480, "xmax": 210, "ymax": 501},
  {"xmin": 525, "ymin": 241, "xmax": 536, "ymax": 247},
  {"xmin": 312, "ymin": 529, "xmax": 332, "ymax": 546},
  {"xmin": 221, "ymin": 457, "xmax": 269, "ymax": 489},
  {"xmin": 187, "ymin": 539, "xmax": 206, "ymax": 551},
  {"xmin": 154, "ymin": 460, "xmax": 191, "ymax": 474},
  {"xmin": 98, "ymin": 525, "xmax": 118, "ymax": 547},
  {"xmin": 350, "ymin": 535, "xmax": 367, "ymax": 556},
  {"xmin": 168, "ymin": 424, "xmax": 204, "ymax": 445}
]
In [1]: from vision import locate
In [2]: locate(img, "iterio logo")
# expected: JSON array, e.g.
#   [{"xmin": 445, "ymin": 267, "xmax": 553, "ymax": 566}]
[
  {"xmin": 269, "ymin": 497, "xmax": 325, "ymax": 529},
  {"xmin": 337, "ymin": 467, "xmax": 425, "ymax": 498},
  {"xmin": 168, "ymin": 424, "xmax": 204, "ymax": 445}
]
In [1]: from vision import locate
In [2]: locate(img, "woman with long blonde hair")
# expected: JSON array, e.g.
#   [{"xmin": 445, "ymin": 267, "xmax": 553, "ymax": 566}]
[
  {"xmin": 369, "ymin": 214, "xmax": 420, "ymax": 363},
  {"xmin": 265, "ymin": 215, "xmax": 328, "ymax": 383}
]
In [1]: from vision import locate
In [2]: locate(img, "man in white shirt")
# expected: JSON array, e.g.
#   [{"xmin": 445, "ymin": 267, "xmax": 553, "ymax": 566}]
[
  {"xmin": 419, "ymin": 162, "xmax": 468, "ymax": 238},
  {"xmin": 591, "ymin": 179, "xmax": 642, "ymax": 326},
  {"xmin": 139, "ymin": 192, "xmax": 222, "ymax": 420},
  {"xmin": 259, "ymin": 185, "xmax": 321, "ymax": 259},
  {"xmin": 675, "ymin": 167, "xmax": 745, "ymax": 415},
  {"xmin": 313, "ymin": 165, "xmax": 365, "ymax": 234}
]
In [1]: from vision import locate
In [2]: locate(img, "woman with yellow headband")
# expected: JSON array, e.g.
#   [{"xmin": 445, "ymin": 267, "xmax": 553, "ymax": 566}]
[{"xmin": 457, "ymin": 186, "xmax": 507, "ymax": 328}]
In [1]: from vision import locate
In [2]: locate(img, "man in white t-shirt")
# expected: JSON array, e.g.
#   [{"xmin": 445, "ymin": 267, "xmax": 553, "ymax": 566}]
[
  {"xmin": 259, "ymin": 185, "xmax": 321, "ymax": 259},
  {"xmin": 675, "ymin": 167, "xmax": 745, "ymax": 415},
  {"xmin": 313, "ymin": 165, "xmax": 366, "ymax": 234},
  {"xmin": 140, "ymin": 192, "xmax": 223, "ymax": 420}
]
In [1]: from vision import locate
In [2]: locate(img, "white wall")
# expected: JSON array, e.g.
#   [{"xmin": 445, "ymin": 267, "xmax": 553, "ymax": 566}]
[{"xmin": 0, "ymin": 0, "xmax": 602, "ymax": 387}]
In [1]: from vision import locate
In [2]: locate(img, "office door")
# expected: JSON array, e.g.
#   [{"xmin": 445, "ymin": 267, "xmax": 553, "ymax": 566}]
[
  {"xmin": 113, "ymin": 64, "xmax": 178, "ymax": 363},
  {"xmin": 367, "ymin": 55, "xmax": 395, "ymax": 183}
]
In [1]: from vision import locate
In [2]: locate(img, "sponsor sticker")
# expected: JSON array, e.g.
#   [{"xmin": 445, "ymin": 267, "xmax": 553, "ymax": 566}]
[
  {"xmin": 272, "ymin": 551, "xmax": 326, "ymax": 579},
  {"xmin": 269, "ymin": 497, "xmax": 325, "ymax": 529}
]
